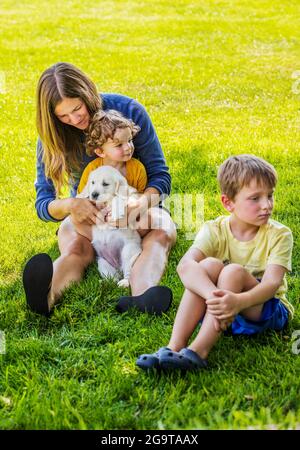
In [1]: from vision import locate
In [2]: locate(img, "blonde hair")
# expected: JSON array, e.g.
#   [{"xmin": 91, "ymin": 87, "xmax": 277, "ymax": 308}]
[
  {"xmin": 86, "ymin": 110, "xmax": 140, "ymax": 156},
  {"xmin": 36, "ymin": 62, "xmax": 102, "ymax": 194},
  {"xmin": 217, "ymin": 154, "xmax": 277, "ymax": 199}
]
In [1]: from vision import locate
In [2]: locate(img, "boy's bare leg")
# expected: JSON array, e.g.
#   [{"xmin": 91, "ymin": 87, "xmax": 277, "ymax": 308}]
[
  {"xmin": 177, "ymin": 258, "xmax": 224, "ymax": 300},
  {"xmin": 188, "ymin": 311, "xmax": 223, "ymax": 360},
  {"xmin": 167, "ymin": 258, "xmax": 224, "ymax": 352},
  {"xmin": 188, "ymin": 264, "xmax": 261, "ymax": 359},
  {"xmin": 168, "ymin": 289, "xmax": 207, "ymax": 351}
]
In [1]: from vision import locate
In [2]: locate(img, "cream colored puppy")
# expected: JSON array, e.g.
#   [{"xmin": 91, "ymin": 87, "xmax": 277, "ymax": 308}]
[{"xmin": 77, "ymin": 166, "xmax": 142, "ymax": 287}]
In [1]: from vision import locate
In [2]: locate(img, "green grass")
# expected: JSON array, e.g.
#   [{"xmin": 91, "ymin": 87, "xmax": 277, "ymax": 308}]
[{"xmin": 0, "ymin": 0, "xmax": 300, "ymax": 430}]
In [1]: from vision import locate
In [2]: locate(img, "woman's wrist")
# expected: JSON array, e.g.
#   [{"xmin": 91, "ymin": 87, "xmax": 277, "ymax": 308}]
[
  {"xmin": 68, "ymin": 197, "xmax": 78, "ymax": 214},
  {"xmin": 143, "ymin": 187, "xmax": 161, "ymax": 208},
  {"xmin": 48, "ymin": 197, "xmax": 76, "ymax": 220}
]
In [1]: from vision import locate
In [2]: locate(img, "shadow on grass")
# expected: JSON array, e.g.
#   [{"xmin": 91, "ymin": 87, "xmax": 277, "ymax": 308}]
[
  {"xmin": 0, "ymin": 237, "xmax": 182, "ymax": 335},
  {"xmin": 1, "ymin": 239, "xmax": 299, "ymax": 389}
]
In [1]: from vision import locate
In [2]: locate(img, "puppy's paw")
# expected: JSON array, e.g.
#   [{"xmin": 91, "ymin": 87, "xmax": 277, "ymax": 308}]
[{"xmin": 117, "ymin": 278, "xmax": 130, "ymax": 288}]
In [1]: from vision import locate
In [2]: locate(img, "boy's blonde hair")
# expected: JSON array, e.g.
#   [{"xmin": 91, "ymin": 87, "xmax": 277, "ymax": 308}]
[
  {"xmin": 86, "ymin": 109, "xmax": 140, "ymax": 156},
  {"xmin": 217, "ymin": 154, "xmax": 277, "ymax": 199}
]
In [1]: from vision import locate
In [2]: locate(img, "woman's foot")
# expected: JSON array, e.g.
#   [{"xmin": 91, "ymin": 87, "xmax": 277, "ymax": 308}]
[
  {"xmin": 23, "ymin": 253, "xmax": 53, "ymax": 317},
  {"xmin": 116, "ymin": 286, "xmax": 173, "ymax": 315}
]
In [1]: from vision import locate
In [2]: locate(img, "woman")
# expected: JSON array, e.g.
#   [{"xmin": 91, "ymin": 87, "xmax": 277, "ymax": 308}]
[{"xmin": 23, "ymin": 62, "xmax": 176, "ymax": 317}]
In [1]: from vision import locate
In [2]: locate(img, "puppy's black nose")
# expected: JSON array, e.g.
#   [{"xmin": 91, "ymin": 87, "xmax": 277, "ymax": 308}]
[{"xmin": 91, "ymin": 191, "xmax": 99, "ymax": 200}]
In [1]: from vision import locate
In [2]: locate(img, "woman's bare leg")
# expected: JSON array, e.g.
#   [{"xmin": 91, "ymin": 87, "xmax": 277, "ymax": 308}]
[
  {"xmin": 129, "ymin": 208, "xmax": 177, "ymax": 296},
  {"xmin": 48, "ymin": 218, "xmax": 95, "ymax": 308}
]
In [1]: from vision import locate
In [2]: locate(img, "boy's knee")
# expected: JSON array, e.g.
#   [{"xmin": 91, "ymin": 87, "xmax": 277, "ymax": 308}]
[
  {"xmin": 199, "ymin": 257, "xmax": 224, "ymax": 284},
  {"xmin": 220, "ymin": 263, "xmax": 245, "ymax": 276},
  {"xmin": 199, "ymin": 257, "xmax": 224, "ymax": 272}
]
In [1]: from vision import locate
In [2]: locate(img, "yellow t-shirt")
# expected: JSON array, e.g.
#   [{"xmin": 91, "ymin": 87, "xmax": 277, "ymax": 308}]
[
  {"xmin": 77, "ymin": 157, "xmax": 147, "ymax": 194},
  {"xmin": 192, "ymin": 215, "xmax": 294, "ymax": 316}
]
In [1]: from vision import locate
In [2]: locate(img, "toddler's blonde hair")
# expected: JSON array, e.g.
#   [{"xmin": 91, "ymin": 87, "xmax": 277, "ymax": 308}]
[{"xmin": 86, "ymin": 109, "xmax": 140, "ymax": 156}]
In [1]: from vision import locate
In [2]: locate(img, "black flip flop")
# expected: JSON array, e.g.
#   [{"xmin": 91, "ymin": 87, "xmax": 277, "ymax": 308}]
[
  {"xmin": 23, "ymin": 253, "xmax": 53, "ymax": 317},
  {"xmin": 116, "ymin": 285, "xmax": 173, "ymax": 315}
]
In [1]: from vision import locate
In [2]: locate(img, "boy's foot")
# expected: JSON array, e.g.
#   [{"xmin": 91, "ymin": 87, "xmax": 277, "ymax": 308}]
[
  {"xmin": 159, "ymin": 348, "xmax": 208, "ymax": 371},
  {"xmin": 116, "ymin": 286, "xmax": 172, "ymax": 315},
  {"xmin": 23, "ymin": 253, "xmax": 53, "ymax": 317},
  {"xmin": 136, "ymin": 347, "xmax": 171, "ymax": 370}
]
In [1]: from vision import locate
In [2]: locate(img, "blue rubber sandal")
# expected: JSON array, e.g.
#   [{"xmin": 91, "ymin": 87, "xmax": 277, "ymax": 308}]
[
  {"xmin": 160, "ymin": 348, "xmax": 208, "ymax": 371},
  {"xmin": 180, "ymin": 348, "xmax": 208, "ymax": 369},
  {"xmin": 136, "ymin": 347, "xmax": 171, "ymax": 370}
]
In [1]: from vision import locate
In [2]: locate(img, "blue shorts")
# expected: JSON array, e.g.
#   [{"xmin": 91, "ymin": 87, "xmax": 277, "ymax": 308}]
[{"xmin": 230, "ymin": 297, "xmax": 289, "ymax": 336}]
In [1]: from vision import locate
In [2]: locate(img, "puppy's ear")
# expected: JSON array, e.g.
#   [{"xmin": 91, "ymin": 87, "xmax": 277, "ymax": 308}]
[
  {"xmin": 76, "ymin": 184, "xmax": 89, "ymax": 199},
  {"xmin": 115, "ymin": 173, "xmax": 128, "ymax": 197}
]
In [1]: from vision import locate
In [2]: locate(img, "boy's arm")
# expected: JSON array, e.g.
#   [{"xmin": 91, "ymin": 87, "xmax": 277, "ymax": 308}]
[
  {"xmin": 177, "ymin": 248, "xmax": 219, "ymax": 300},
  {"xmin": 177, "ymin": 247, "xmax": 206, "ymax": 269},
  {"xmin": 177, "ymin": 248, "xmax": 206, "ymax": 290},
  {"xmin": 177, "ymin": 220, "xmax": 220, "ymax": 299}
]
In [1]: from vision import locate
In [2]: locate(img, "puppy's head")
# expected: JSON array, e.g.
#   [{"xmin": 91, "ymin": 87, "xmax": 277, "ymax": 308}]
[{"xmin": 77, "ymin": 166, "xmax": 128, "ymax": 202}]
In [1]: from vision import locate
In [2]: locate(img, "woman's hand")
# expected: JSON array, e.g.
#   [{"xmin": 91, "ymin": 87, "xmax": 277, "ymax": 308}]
[{"xmin": 69, "ymin": 198, "xmax": 101, "ymax": 226}]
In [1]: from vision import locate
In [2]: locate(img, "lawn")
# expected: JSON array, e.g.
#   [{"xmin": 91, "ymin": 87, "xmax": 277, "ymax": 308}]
[{"xmin": 0, "ymin": 0, "xmax": 300, "ymax": 430}]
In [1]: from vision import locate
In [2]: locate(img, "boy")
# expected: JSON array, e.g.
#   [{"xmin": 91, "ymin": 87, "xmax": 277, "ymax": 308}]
[{"xmin": 137, "ymin": 154, "xmax": 293, "ymax": 371}]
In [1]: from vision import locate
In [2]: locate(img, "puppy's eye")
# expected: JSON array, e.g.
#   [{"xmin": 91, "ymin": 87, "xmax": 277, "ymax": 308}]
[
  {"xmin": 102, "ymin": 182, "xmax": 110, "ymax": 187},
  {"xmin": 91, "ymin": 181, "xmax": 95, "ymax": 185}
]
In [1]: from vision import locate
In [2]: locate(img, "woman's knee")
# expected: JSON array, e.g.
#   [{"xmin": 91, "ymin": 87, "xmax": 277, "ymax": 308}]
[
  {"xmin": 149, "ymin": 208, "xmax": 177, "ymax": 242},
  {"xmin": 144, "ymin": 228, "xmax": 176, "ymax": 250},
  {"xmin": 60, "ymin": 235, "xmax": 95, "ymax": 264},
  {"xmin": 156, "ymin": 217, "xmax": 177, "ymax": 248}
]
